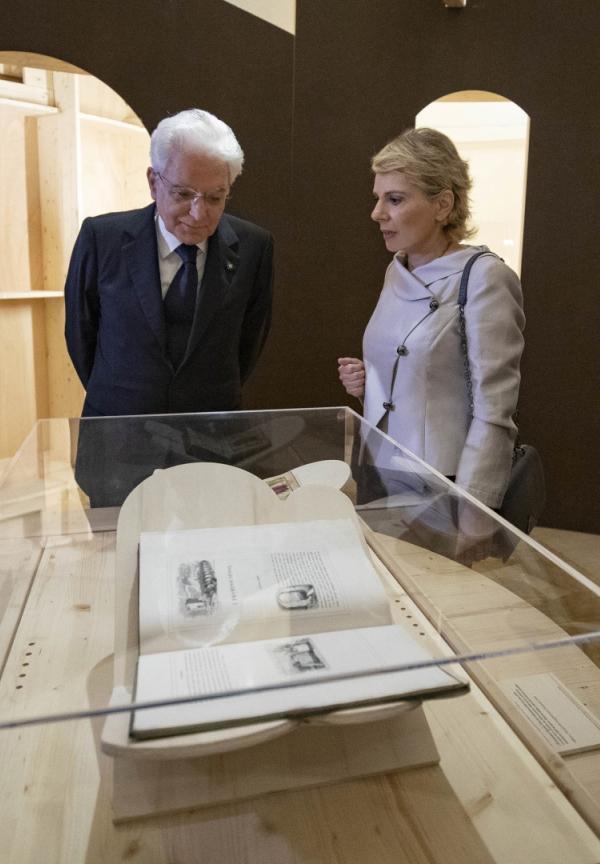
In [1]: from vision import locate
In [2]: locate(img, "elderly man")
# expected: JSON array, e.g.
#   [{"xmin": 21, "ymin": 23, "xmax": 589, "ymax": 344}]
[{"xmin": 65, "ymin": 108, "xmax": 273, "ymax": 417}]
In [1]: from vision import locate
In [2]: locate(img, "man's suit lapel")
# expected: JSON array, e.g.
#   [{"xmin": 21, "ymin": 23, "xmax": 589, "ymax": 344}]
[
  {"xmin": 122, "ymin": 204, "xmax": 166, "ymax": 352},
  {"xmin": 119, "ymin": 208, "xmax": 240, "ymax": 365},
  {"xmin": 185, "ymin": 215, "xmax": 239, "ymax": 359}
]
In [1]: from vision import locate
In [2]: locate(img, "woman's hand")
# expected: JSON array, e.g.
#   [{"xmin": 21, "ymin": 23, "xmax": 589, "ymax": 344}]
[
  {"xmin": 338, "ymin": 357, "xmax": 366, "ymax": 400},
  {"xmin": 454, "ymin": 500, "xmax": 498, "ymax": 566}
]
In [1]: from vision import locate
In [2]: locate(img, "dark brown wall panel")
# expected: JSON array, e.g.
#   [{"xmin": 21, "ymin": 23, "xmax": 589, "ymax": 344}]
[{"xmin": 291, "ymin": 0, "xmax": 600, "ymax": 532}]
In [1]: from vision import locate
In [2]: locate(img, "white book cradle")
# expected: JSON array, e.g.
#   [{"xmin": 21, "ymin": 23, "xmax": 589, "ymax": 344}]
[{"xmin": 101, "ymin": 461, "xmax": 441, "ymax": 821}]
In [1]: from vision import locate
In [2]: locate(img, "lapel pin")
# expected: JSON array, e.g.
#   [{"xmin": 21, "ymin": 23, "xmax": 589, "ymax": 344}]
[{"xmin": 225, "ymin": 261, "xmax": 235, "ymax": 272}]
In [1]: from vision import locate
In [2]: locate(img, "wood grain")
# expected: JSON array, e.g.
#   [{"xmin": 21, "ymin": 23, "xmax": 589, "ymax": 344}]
[{"xmin": 1, "ymin": 491, "xmax": 600, "ymax": 859}]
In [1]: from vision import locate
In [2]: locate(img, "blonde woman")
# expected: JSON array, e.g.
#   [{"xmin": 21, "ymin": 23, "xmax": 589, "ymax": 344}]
[{"xmin": 339, "ymin": 127, "xmax": 524, "ymax": 510}]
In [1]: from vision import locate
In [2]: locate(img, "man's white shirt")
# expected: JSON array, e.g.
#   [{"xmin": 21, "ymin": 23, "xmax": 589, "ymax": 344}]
[{"xmin": 155, "ymin": 214, "xmax": 207, "ymax": 299}]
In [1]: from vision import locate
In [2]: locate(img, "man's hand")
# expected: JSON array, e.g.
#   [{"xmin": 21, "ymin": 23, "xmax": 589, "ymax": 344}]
[{"xmin": 338, "ymin": 357, "xmax": 366, "ymax": 400}]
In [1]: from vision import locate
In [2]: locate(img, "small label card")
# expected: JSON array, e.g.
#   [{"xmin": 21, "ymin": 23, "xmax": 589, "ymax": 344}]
[
  {"xmin": 502, "ymin": 673, "xmax": 600, "ymax": 755},
  {"xmin": 265, "ymin": 471, "xmax": 300, "ymax": 500}
]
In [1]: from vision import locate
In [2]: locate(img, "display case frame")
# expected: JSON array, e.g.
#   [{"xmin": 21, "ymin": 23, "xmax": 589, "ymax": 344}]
[{"xmin": 1, "ymin": 407, "xmax": 599, "ymax": 862}]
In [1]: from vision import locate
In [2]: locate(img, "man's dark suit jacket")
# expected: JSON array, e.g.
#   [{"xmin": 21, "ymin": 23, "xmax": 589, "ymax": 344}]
[{"xmin": 64, "ymin": 203, "xmax": 273, "ymax": 416}]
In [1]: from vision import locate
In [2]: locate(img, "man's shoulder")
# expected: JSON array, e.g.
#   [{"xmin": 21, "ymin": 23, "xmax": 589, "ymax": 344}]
[
  {"xmin": 221, "ymin": 212, "xmax": 272, "ymax": 246},
  {"xmin": 82, "ymin": 204, "xmax": 155, "ymax": 238}
]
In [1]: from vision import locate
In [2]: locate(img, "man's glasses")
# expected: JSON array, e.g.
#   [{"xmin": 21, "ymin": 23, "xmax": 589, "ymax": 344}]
[{"xmin": 155, "ymin": 172, "xmax": 230, "ymax": 208}]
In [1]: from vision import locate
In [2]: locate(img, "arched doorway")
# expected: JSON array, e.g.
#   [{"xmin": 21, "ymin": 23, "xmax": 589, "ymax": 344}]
[
  {"xmin": 417, "ymin": 90, "xmax": 529, "ymax": 276},
  {"xmin": 0, "ymin": 53, "xmax": 150, "ymax": 458}
]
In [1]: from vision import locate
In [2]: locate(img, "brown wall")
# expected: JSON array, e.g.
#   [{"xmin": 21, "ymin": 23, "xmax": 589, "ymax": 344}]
[
  {"xmin": 289, "ymin": 1, "xmax": 600, "ymax": 533},
  {"xmin": 1, "ymin": 0, "xmax": 599, "ymax": 532}
]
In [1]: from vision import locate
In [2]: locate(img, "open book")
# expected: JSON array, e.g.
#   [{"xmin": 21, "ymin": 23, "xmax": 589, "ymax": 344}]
[{"xmin": 132, "ymin": 517, "xmax": 467, "ymax": 738}]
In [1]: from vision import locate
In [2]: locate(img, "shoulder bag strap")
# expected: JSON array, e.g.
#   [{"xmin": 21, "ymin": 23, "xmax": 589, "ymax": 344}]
[
  {"xmin": 458, "ymin": 250, "xmax": 498, "ymax": 417},
  {"xmin": 459, "ymin": 249, "xmax": 523, "ymax": 460}
]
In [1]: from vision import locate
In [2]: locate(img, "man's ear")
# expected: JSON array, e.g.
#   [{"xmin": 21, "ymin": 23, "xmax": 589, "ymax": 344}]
[
  {"xmin": 147, "ymin": 167, "xmax": 157, "ymax": 201},
  {"xmin": 436, "ymin": 189, "xmax": 454, "ymax": 223}
]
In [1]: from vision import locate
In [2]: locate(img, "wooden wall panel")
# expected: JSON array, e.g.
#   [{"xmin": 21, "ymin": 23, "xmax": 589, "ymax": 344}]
[
  {"xmin": 0, "ymin": 103, "xmax": 45, "ymax": 293},
  {"xmin": 78, "ymin": 74, "xmax": 144, "ymax": 124},
  {"xmin": 0, "ymin": 69, "xmax": 153, "ymax": 446},
  {"xmin": 0, "ymin": 103, "xmax": 51, "ymax": 454},
  {"xmin": 79, "ymin": 117, "xmax": 150, "ymax": 219},
  {"xmin": 36, "ymin": 74, "xmax": 80, "ymax": 293},
  {"xmin": 34, "ymin": 75, "xmax": 84, "ymax": 421},
  {"xmin": 0, "ymin": 301, "xmax": 48, "ymax": 456}
]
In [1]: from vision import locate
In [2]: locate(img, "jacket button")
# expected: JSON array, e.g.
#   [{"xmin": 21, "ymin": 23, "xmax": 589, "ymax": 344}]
[
  {"xmin": 429, "ymin": 298, "xmax": 439, "ymax": 311},
  {"xmin": 383, "ymin": 401, "xmax": 395, "ymax": 411},
  {"xmin": 396, "ymin": 345, "xmax": 408, "ymax": 356}
]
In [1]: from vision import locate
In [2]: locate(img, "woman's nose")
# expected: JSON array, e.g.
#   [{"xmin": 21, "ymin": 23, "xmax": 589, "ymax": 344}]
[{"xmin": 371, "ymin": 200, "xmax": 386, "ymax": 222}]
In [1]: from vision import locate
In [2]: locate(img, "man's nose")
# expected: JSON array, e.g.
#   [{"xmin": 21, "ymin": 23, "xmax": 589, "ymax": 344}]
[{"xmin": 189, "ymin": 196, "xmax": 208, "ymax": 218}]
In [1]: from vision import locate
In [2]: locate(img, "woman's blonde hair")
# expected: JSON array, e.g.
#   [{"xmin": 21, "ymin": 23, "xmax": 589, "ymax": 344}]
[{"xmin": 371, "ymin": 127, "xmax": 476, "ymax": 243}]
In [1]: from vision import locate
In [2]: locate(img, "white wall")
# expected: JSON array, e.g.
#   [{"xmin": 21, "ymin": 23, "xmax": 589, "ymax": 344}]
[
  {"xmin": 417, "ymin": 96, "xmax": 529, "ymax": 276},
  {"xmin": 222, "ymin": 0, "xmax": 295, "ymax": 34}
]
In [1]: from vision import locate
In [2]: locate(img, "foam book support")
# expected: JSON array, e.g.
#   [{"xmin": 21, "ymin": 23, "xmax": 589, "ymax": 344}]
[{"xmin": 101, "ymin": 461, "xmax": 467, "ymax": 820}]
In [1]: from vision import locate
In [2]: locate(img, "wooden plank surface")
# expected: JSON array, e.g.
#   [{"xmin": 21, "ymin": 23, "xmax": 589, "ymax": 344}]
[
  {"xmin": 0, "ymin": 537, "xmax": 44, "ymax": 670},
  {"xmin": 367, "ymin": 528, "xmax": 600, "ymax": 837},
  {"xmin": 1, "ymin": 530, "xmax": 600, "ymax": 862}
]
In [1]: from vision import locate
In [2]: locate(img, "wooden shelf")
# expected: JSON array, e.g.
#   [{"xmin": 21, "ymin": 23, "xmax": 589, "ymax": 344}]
[
  {"xmin": 79, "ymin": 112, "xmax": 146, "ymax": 132},
  {"xmin": 0, "ymin": 291, "xmax": 63, "ymax": 300},
  {"xmin": 0, "ymin": 95, "xmax": 56, "ymax": 114}
]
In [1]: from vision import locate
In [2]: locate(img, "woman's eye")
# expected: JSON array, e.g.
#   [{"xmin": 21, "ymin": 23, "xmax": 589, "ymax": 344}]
[{"xmin": 388, "ymin": 195, "xmax": 403, "ymax": 205}]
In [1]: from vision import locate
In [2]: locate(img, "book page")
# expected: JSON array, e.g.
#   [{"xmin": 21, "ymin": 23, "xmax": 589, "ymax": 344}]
[
  {"xmin": 132, "ymin": 623, "xmax": 467, "ymax": 738},
  {"xmin": 138, "ymin": 518, "xmax": 391, "ymax": 655}
]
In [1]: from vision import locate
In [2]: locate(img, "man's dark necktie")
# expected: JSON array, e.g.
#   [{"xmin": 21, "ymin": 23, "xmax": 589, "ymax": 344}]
[{"xmin": 164, "ymin": 243, "xmax": 198, "ymax": 368}]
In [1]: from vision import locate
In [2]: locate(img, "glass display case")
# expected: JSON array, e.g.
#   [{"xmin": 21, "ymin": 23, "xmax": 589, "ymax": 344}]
[{"xmin": 1, "ymin": 407, "xmax": 599, "ymax": 864}]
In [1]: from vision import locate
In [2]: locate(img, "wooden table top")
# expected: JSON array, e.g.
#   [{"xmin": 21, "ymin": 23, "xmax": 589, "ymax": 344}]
[{"xmin": 1, "ymin": 526, "xmax": 600, "ymax": 864}]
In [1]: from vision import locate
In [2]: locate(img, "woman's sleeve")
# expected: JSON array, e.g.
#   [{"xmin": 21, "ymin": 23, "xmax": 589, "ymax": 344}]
[{"xmin": 455, "ymin": 256, "xmax": 525, "ymax": 508}]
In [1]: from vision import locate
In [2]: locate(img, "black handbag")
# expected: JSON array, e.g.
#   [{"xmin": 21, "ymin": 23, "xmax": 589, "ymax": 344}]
[
  {"xmin": 500, "ymin": 443, "xmax": 546, "ymax": 534},
  {"xmin": 458, "ymin": 250, "xmax": 546, "ymax": 534}
]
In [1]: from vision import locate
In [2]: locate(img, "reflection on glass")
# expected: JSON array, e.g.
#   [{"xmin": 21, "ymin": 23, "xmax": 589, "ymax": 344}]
[{"xmin": 0, "ymin": 406, "xmax": 598, "ymax": 742}]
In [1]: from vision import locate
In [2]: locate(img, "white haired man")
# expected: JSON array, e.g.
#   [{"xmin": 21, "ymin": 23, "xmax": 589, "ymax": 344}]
[{"xmin": 65, "ymin": 108, "xmax": 273, "ymax": 417}]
